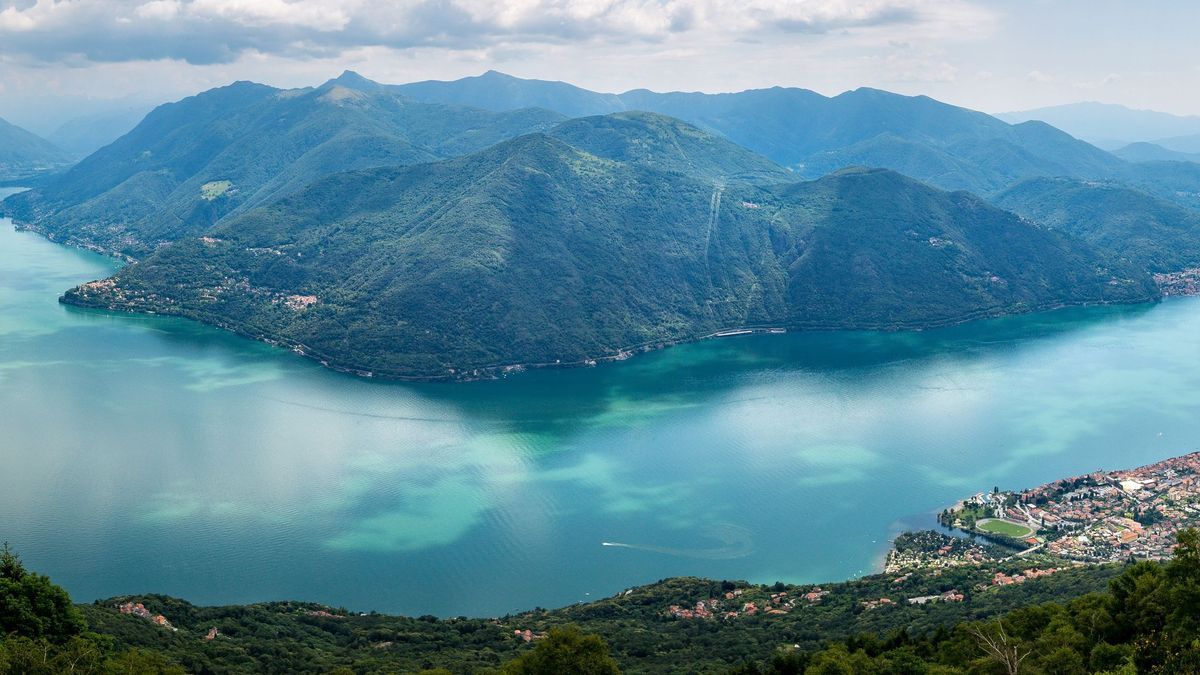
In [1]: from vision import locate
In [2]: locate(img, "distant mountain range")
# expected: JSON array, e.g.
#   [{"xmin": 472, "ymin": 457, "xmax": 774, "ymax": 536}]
[
  {"xmin": 5, "ymin": 71, "xmax": 1195, "ymax": 379},
  {"xmin": 0, "ymin": 116, "xmax": 74, "ymax": 181},
  {"xmin": 392, "ymin": 71, "xmax": 1126, "ymax": 196},
  {"xmin": 996, "ymin": 102, "xmax": 1200, "ymax": 150},
  {"xmin": 47, "ymin": 106, "xmax": 157, "ymax": 158}
]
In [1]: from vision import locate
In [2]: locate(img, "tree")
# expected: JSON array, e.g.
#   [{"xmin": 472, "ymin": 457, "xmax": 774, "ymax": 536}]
[
  {"xmin": 968, "ymin": 620, "xmax": 1030, "ymax": 675},
  {"xmin": 501, "ymin": 625, "xmax": 620, "ymax": 675},
  {"xmin": 0, "ymin": 543, "xmax": 86, "ymax": 642},
  {"xmin": 103, "ymin": 648, "xmax": 187, "ymax": 674}
]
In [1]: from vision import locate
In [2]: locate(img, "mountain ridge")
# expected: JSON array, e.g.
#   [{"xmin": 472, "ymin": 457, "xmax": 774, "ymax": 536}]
[{"xmin": 382, "ymin": 71, "xmax": 1134, "ymax": 196}]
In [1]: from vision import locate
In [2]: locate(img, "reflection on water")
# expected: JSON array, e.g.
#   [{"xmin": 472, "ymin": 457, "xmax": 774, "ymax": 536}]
[{"xmin": 2, "ymin": 207, "xmax": 1199, "ymax": 616}]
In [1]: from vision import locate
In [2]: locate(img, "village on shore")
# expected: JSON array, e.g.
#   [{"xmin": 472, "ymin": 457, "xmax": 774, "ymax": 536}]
[{"xmin": 939, "ymin": 451, "xmax": 1200, "ymax": 563}]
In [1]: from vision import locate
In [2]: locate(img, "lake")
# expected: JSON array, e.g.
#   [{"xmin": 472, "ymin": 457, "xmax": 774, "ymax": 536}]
[{"xmin": 3, "ymin": 189, "xmax": 1200, "ymax": 616}]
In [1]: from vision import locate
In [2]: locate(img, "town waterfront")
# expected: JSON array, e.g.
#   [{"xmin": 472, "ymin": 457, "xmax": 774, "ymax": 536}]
[{"xmin": 3, "ymin": 195, "xmax": 1200, "ymax": 616}]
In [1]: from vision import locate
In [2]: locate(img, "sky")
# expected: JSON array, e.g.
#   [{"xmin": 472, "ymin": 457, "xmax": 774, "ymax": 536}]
[{"xmin": 1, "ymin": 0, "xmax": 1198, "ymax": 135}]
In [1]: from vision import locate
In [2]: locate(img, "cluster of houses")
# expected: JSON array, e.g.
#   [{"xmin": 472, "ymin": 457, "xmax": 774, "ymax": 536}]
[
  {"xmin": 666, "ymin": 587, "xmax": 833, "ymax": 620},
  {"xmin": 513, "ymin": 629, "xmax": 547, "ymax": 642},
  {"xmin": 985, "ymin": 567, "xmax": 1064, "ymax": 588},
  {"xmin": 862, "ymin": 589, "xmax": 965, "ymax": 610},
  {"xmin": 305, "ymin": 609, "xmax": 345, "ymax": 619},
  {"xmin": 906, "ymin": 590, "xmax": 964, "ymax": 605},
  {"xmin": 1154, "ymin": 268, "xmax": 1200, "ymax": 296},
  {"xmin": 860, "ymin": 597, "xmax": 895, "ymax": 611},
  {"xmin": 116, "ymin": 602, "xmax": 175, "ymax": 631}
]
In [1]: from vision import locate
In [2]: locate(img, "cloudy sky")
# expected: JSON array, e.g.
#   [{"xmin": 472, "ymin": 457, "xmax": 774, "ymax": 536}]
[{"xmin": 1, "ymin": 0, "xmax": 1197, "ymax": 134}]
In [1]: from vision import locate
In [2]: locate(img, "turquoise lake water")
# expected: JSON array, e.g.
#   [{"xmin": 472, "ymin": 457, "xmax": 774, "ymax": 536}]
[{"xmin": 3, "ymin": 187, "xmax": 1200, "ymax": 616}]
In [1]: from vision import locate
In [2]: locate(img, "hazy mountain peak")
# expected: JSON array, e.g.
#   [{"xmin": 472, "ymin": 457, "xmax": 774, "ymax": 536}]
[{"xmin": 327, "ymin": 70, "xmax": 386, "ymax": 92}]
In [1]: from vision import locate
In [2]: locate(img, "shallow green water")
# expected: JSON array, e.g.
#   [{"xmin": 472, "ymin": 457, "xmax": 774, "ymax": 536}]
[{"xmin": 3, "ymin": 190, "xmax": 1199, "ymax": 615}]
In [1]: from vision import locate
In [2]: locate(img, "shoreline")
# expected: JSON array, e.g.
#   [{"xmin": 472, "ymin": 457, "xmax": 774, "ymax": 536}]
[{"xmin": 58, "ymin": 291, "xmax": 1163, "ymax": 383}]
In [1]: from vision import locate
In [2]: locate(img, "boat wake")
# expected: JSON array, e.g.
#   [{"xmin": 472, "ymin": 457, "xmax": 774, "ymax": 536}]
[{"xmin": 602, "ymin": 523, "xmax": 754, "ymax": 560}]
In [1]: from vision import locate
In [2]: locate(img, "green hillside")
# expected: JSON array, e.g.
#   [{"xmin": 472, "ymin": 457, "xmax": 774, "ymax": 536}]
[
  {"xmin": 59, "ymin": 123, "xmax": 1156, "ymax": 379},
  {"xmin": 3, "ymin": 79, "xmax": 564, "ymax": 258},
  {"xmin": 995, "ymin": 177, "xmax": 1200, "ymax": 273}
]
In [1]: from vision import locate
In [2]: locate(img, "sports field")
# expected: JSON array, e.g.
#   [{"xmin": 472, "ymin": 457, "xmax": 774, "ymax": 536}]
[{"xmin": 975, "ymin": 518, "xmax": 1034, "ymax": 538}]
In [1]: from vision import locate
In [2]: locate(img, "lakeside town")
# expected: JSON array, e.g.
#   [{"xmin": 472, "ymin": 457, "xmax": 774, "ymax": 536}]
[{"xmin": 941, "ymin": 451, "xmax": 1200, "ymax": 563}]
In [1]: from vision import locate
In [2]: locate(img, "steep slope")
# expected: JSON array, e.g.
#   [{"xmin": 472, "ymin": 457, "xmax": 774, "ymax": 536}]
[
  {"xmin": 995, "ymin": 177, "xmax": 1200, "ymax": 273},
  {"xmin": 0, "ymin": 116, "xmax": 74, "ymax": 179},
  {"xmin": 3, "ymin": 79, "xmax": 564, "ymax": 258},
  {"xmin": 392, "ymin": 72, "xmax": 1129, "ymax": 195},
  {"xmin": 61, "ymin": 133, "xmax": 1155, "ymax": 379}
]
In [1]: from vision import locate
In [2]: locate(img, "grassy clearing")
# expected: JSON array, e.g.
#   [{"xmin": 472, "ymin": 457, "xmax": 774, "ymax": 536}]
[{"xmin": 200, "ymin": 180, "xmax": 232, "ymax": 200}]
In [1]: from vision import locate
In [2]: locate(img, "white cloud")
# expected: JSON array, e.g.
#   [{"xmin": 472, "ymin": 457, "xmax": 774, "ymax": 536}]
[
  {"xmin": 0, "ymin": 0, "xmax": 994, "ymax": 64},
  {"xmin": 188, "ymin": 0, "xmax": 350, "ymax": 31},
  {"xmin": 135, "ymin": 0, "xmax": 182, "ymax": 20}
]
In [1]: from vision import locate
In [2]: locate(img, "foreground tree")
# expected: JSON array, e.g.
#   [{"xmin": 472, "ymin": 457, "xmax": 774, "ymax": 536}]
[
  {"xmin": 0, "ymin": 543, "xmax": 85, "ymax": 642},
  {"xmin": 967, "ymin": 621, "xmax": 1030, "ymax": 675}
]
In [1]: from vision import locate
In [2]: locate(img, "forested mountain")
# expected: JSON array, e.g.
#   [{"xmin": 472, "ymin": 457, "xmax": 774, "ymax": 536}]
[
  {"xmin": 390, "ymin": 71, "xmax": 1129, "ymax": 195},
  {"xmin": 3, "ymin": 78, "xmax": 564, "ymax": 258},
  {"xmin": 0, "ymin": 116, "xmax": 74, "ymax": 180},
  {"xmin": 59, "ymin": 119, "xmax": 1155, "ymax": 379},
  {"xmin": 996, "ymin": 177, "xmax": 1200, "ymax": 273}
]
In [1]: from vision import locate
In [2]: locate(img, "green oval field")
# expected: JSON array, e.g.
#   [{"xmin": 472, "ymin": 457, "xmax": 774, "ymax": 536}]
[{"xmin": 975, "ymin": 518, "xmax": 1034, "ymax": 538}]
